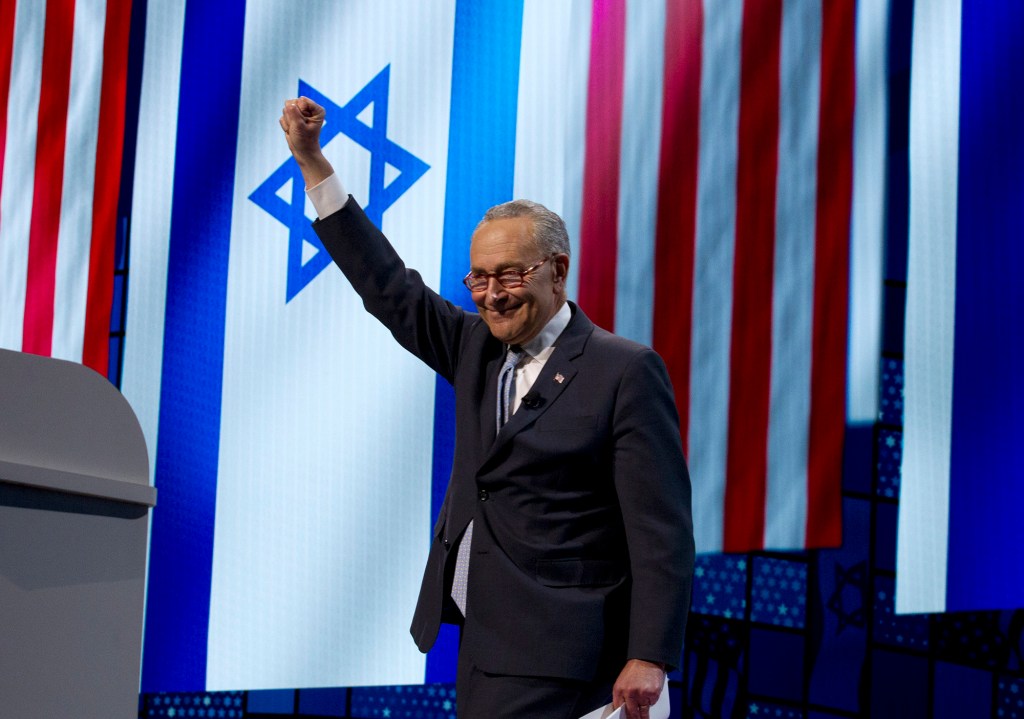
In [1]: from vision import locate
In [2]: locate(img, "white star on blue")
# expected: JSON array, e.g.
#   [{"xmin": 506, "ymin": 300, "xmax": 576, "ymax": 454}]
[{"xmin": 250, "ymin": 66, "xmax": 429, "ymax": 301}]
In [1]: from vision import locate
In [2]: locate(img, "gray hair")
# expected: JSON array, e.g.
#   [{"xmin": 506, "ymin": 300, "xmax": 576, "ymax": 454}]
[{"xmin": 478, "ymin": 199, "xmax": 571, "ymax": 257}]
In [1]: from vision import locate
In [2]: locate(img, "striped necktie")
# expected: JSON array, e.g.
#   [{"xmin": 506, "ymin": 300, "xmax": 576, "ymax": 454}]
[{"xmin": 495, "ymin": 345, "xmax": 524, "ymax": 431}]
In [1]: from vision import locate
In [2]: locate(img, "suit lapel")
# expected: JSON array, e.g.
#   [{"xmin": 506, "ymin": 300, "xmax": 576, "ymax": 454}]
[
  {"xmin": 479, "ymin": 339, "xmax": 505, "ymax": 447},
  {"xmin": 481, "ymin": 303, "xmax": 593, "ymax": 465},
  {"xmin": 494, "ymin": 358, "xmax": 577, "ymax": 439}
]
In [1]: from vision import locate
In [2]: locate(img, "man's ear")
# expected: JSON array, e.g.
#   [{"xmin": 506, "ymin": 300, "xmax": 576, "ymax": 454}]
[{"xmin": 552, "ymin": 253, "xmax": 570, "ymax": 286}]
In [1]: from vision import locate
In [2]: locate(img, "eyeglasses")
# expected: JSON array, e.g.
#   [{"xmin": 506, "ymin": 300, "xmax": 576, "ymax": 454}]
[{"xmin": 462, "ymin": 257, "xmax": 550, "ymax": 292}]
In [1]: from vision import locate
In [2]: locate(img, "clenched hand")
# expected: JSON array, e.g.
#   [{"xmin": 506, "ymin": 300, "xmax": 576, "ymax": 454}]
[{"xmin": 279, "ymin": 96, "xmax": 333, "ymax": 188}]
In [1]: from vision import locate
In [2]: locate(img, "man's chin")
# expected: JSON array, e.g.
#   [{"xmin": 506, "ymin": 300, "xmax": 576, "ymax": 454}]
[
  {"xmin": 490, "ymin": 329, "xmax": 520, "ymax": 344},
  {"xmin": 484, "ymin": 318, "xmax": 522, "ymax": 344}
]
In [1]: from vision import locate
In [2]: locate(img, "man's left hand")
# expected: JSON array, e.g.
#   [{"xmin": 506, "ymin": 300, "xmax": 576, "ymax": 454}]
[{"xmin": 612, "ymin": 658, "xmax": 665, "ymax": 719}]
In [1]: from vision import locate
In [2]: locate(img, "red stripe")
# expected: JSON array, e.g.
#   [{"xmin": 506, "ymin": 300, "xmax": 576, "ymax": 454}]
[
  {"xmin": 82, "ymin": 0, "xmax": 134, "ymax": 376},
  {"xmin": 723, "ymin": 0, "xmax": 782, "ymax": 552},
  {"xmin": 577, "ymin": 0, "xmax": 626, "ymax": 332},
  {"xmin": 23, "ymin": 0, "xmax": 77, "ymax": 357},
  {"xmin": 807, "ymin": 0, "xmax": 854, "ymax": 548},
  {"xmin": 0, "ymin": 0, "xmax": 17, "ymax": 195},
  {"xmin": 652, "ymin": 0, "xmax": 702, "ymax": 455}
]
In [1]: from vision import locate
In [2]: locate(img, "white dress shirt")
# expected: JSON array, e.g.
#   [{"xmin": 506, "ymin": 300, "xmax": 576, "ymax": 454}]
[
  {"xmin": 510, "ymin": 302, "xmax": 571, "ymax": 413},
  {"xmin": 306, "ymin": 173, "xmax": 349, "ymax": 219}
]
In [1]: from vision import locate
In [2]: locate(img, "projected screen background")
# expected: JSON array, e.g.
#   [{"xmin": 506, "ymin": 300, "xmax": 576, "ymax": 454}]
[
  {"xmin": 4, "ymin": 0, "xmax": 1024, "ymax": 714},
  {"xmin": 75, "ymin": 0, "xmax": 1024, "ymax": 716},
  {"xmin": 125, "ymin": 0, "xmax": 884, "ymax": 693}
]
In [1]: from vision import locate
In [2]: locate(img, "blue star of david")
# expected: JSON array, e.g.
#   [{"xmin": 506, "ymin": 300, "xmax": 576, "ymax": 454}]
[
  {"xmin": 249, "ymin": 66, "xmax": 430, "ymax": 302},
  {"xmin": 827, "ymin": 560, "xmax": 869, "ymax": 634}
]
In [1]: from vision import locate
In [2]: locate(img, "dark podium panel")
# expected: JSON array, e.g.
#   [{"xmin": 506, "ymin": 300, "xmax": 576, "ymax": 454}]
[{"xmin": 0, "ymin": 349, "xmax": 156, "ymax": 719}]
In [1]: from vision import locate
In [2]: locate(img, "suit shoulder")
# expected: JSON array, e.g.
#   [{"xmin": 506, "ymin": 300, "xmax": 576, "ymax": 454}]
[{"xmin": 587, "ymin": 325, "xmax": 659, "ymax": 363}]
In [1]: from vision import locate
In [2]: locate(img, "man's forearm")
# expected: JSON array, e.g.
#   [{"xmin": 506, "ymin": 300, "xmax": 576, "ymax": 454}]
[{"xmin": 294, "ymin": 150, "xmax": 335, "ymax": 191}]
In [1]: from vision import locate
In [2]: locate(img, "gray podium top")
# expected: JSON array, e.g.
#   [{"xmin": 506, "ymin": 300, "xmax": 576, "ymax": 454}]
[{"xmin": 0, "ymin": 348, "xmax": 155, "ymax": 506}]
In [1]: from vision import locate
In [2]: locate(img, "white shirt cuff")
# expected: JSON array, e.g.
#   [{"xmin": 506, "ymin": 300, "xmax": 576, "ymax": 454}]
[{"xmin": 306, "ymin": 173, "xmax": 349, "ymax": 219}]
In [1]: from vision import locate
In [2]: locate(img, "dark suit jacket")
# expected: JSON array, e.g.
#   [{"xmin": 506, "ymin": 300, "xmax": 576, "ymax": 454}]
[{"xmin": 314, "ymin": 199, "xmax": 694, "ymax": 682}]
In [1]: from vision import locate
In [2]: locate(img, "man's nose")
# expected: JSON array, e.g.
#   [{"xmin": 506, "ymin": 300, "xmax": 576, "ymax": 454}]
[{"xmin": 486, "ymin": 276, "xmax": 509, "ymax": 298}]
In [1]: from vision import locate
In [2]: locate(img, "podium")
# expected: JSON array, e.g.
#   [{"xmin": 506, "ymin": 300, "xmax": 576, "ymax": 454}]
[{"xmin": 0, "ymin": 349, "xmax": 156, "ymax": 718}]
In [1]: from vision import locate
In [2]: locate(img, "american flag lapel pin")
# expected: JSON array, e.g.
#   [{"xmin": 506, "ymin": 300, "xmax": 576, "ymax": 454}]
[{"xmin": 554, "ymin": 373, "xmax": 565, "ymax": 384}]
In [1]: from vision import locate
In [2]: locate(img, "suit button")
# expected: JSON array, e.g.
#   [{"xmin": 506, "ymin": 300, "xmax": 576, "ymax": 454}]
[
  {"xmin": 443, "ymin": 537, "xmax": 450, "ymax": 548},
  {"xmin": 478, "ymin": 489, "xmax": 489, "ymax": 501}
]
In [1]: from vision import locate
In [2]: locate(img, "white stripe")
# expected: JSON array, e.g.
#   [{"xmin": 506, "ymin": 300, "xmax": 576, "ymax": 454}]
[
  {"xmin": 564, "ymin": 0, "xmax": 591, "ymax": 298},
  {"xmin": 514, "ymin": 0, "xmax": 585, "ymax": 271},
  {"xmin": 897, "ymin": 0, "xmax": 961, "ymax": 615},
  {"xmin": 764, "ymin": 0, "xmax": 820, "ymax": 550},
  {"xmin": 120, "ymin": 0, "xmax": 187, "ymax": 479},
  {"xmin": 514, "ymin": 0, "xmax": 591, "ymax": 299},
  {"xmin": 689, "ymin": 0, "xmax": 743, "ymax": 554},
  {"xmin": 52, "ymin": 0, "xmax": 106, "ymax": 363},
  {"xmin": 847, "ymin": 0, "xmax": 889, "ymax": 423},
  {"xmin": 613, "ymin": 0, "xmax": 665, "ymax": 346},
  {"xmin": 0, "ymin": 0, "xmax": 45, "ymax": 352}
]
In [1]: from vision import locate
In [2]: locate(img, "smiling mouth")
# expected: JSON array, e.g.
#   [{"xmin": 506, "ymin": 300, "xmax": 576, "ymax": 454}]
[{"xmin": 488, "ymin": 304, "xmax": 521, "ymax": 316}]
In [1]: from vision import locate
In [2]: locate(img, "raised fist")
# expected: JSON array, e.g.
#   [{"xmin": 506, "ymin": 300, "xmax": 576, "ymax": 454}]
[{"xmin": 279, "ymin": 96, "xmax": 326, "ymax": 160}]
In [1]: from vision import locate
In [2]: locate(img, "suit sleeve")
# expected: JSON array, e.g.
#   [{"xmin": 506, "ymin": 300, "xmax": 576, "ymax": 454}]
[
  {"xmin": 312, "ymin": 199, "xmax": 470, "ymax": 383},
  {"xmin": 611, "ymin": 348, "xmax": 695, "ymax": 669}
]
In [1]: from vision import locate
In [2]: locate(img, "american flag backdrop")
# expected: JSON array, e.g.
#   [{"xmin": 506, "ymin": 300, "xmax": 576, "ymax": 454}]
[
  {"xmin": 535, "ymin": 0, "xmax": 887, "ymax": 553},
  {"xmin": 0, "ymin": 0, "xmax": 133, "ymax": 375},
  {"xmin": 2, "ymin": 0, "xmax": 888, "ymax": 689}
]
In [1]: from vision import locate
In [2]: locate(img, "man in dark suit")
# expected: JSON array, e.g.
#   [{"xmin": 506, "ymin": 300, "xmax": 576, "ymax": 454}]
[{"xmin": 280, "ymin": 97, "xmax": 694, "ymax": 719}]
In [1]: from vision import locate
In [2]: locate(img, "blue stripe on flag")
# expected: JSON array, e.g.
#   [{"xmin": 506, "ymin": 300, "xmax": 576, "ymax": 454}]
[
  {"xmin": 947, "ymin": 0, "xmax": 1024, "ymax": 612},
  {"xmin": 426, "ymin": 0, "xmax": 524, "ymax": 684},
  {"xmin": 141, "ymin": 0, "xmax": 247, "ymax": 691}
]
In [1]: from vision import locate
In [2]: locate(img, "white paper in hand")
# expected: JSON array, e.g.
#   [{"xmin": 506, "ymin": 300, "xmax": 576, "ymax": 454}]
[{"xmin": 577, "ymin": 681, "xmax": 670, "ymax": 719}]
